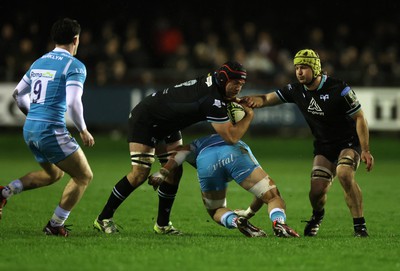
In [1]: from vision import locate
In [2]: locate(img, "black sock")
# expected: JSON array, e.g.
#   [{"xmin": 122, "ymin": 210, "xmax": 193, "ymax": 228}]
[
  {"xmin": 156, "ymin": 182, "xmax": 179, "ymax": 226},
  {"xmin": 353, "ymin": 217, "xmax": 366, "ymax": 229},
  {"xmin": 313, "ymin": 208, "xmax": 325, "ymax": 220},
  {"xmin": 98, "ymin": 176, "xmax": 135, "ymax": 220}
]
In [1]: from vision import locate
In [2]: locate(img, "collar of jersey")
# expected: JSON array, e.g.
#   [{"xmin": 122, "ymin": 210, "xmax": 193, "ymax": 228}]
[
  {"xmin": 304, "ymin": 74, "xmax": 327, "ymax": 91},
  {"xmin": 53, "ymin": 47, "xmax": 71, "ymax": 55}
]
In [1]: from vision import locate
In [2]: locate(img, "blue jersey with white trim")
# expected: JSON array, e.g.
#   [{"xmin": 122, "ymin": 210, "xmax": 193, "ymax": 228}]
[
  {"xmin": 23, "ymin": 48, "xmax": 86, "ymax": 125},
  {"xmin": 191, "ymin": 134, "xmax": 250, "ymax": 157}
]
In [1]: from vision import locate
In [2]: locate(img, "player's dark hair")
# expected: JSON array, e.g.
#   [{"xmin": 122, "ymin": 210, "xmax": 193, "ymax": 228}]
[
  {"xmin": 215, "ymin": 61, "xmax": 247, "ymax": 89},
  {"xmin": 51, "ymin": 18, "xmax": 81, "ymax": 45}
]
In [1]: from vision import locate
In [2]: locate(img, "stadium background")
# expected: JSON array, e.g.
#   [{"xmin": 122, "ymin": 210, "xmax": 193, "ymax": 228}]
[
  {"xmin": 0, "ymin": 3, "xmax": 399, "ymax": 271},
  {"xmin": 0, "ymin": 1, "xmax": 399, "ymax": 135}
]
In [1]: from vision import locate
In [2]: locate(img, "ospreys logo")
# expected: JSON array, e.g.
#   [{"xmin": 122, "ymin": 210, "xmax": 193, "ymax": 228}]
[{"xmin": 308, "ymin": 97, "xmax": 324, "ymax": 116}]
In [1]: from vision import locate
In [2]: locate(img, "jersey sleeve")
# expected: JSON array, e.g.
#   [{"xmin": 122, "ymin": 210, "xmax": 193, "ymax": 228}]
[
  {"xmin": 201, "ymin": 97, "xmax": 230, "ymax": 123},
  {"xmin": 276, "ymin": 83, "xmax": 295, "ymax": 103},
  {"xmin": 66, "ymin": 59, "xmax": 86, "ymax": 90},
  {"xmin": 65, "ymin": 59, "xmax": 87, "ymax": 131},
  {"xmin": 340, "ymin": 86, "xmax": 361, "ymax": 116}
]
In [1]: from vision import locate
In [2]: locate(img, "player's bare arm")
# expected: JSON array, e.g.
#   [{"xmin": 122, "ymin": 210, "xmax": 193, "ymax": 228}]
[
  {"xmin": 352, "ymin": 110, "xmax": 374, "ymax": 172},
  {"xmin": 211, "ymin": 106, "xmax": 254, "ymax": 144},
  {"xmin": 240, "ymin": 92, "xmax": 282, "ymax": 108},
  {"xmin": 148, "ymin": 145, "xmax": 191, "ymax": 190}
]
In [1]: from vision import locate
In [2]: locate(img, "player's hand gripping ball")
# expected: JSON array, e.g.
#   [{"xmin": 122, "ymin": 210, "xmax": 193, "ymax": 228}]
[{"xmin": 227, "ymin": 102, "xmax": 246, "ymax": 124}]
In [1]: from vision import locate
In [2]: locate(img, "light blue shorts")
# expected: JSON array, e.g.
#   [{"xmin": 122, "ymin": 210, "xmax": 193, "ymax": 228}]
[
  {"xmin": 23, "ymin": 120, "xmax": 80, "ymax": 164},
  {"xmin": 196, "ymin": 144, "xmax": 260, "ymax": 192}
]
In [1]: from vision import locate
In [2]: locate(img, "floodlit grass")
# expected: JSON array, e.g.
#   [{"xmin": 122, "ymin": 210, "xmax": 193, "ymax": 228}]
[{"xmin": 0, "ymin": 132, "xmax": 399, "ymax": 271}]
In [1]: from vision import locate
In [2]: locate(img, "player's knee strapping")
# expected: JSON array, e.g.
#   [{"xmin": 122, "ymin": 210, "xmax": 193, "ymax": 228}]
[
  {"xmin": 337, "ymin": 155, "xmax": 359, "ymax": 170},
  {"xmin": 311, "ymin": 166, "xmax": 333, "ymax": 182},
  {"xmin": 203, "ymin": 198, "xmax": 227, "ymax": 210},
  {"xmin": 130, "ymin": 152, "xmax": 155, "ymax": 167},
  {"xmin": 248, "ymin": 176, "xmax": 276, "ymax": 198}
]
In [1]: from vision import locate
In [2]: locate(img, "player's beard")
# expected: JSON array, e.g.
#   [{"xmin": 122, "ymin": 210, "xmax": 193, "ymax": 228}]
[{"xmin": 298, "ymin": 76, "xmax": 316, "ymax": 88}]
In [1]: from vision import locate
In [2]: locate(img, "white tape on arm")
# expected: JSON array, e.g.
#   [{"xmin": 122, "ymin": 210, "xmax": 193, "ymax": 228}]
[{"xmin": 173, "ymin": 150, "xmax": 192, "ymax": 166}]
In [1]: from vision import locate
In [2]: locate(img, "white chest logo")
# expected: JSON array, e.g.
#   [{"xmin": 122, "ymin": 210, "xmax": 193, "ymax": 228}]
[
  {"xmin": 308, "ymin": 97, "xmax": 324, "ymax": 116},
  {"xmin": 213, "ymin": 99, "xmax": 222, "ymax": 108}
]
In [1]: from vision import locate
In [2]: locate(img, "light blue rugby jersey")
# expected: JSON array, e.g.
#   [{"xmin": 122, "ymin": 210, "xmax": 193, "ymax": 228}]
[
  {"xmin": 22, "ymin": 48, "xmax": 86, "ymax": 125},
  {"xmin": 191, "ymin": 134, "xmax": 249, "ymax": 157}
]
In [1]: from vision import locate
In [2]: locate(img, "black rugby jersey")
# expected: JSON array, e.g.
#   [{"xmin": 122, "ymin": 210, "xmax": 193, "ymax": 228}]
[
  {"xmin": 276, "ymin": 75, "xmax": 361, "ymax": 144},
  {"xmin": 138, "ymin": 73, "xmax": 230, "ymax": 136}
]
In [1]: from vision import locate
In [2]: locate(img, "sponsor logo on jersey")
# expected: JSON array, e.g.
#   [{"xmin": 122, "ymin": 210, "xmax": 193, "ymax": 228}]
[
  {"xmin": 308, "ymin": 97, "xmax": 324, "ymax": 116},
  {"xmin": 320, "ymin": 94, "xmax": 329, "ymax": 101},
  {"xmin": 213, "ymin": 99, "xmax": 223, "ymax": 108},
  {"xmin": 211, "ymin": 153, "xmax": 234, "ymax": 171},
  {"xmin": 30, "ymin": 69, "xmax": 56, "ymax": 79}
]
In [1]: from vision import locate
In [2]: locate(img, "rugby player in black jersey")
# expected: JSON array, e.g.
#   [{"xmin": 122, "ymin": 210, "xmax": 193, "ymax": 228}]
[
  {"xmin": 242, "ymin": 49, "xmax": 374, "ymax": 237},
  {"xmin": 94, "ymin": 61, "xmax": 255, "ymax": 234}
]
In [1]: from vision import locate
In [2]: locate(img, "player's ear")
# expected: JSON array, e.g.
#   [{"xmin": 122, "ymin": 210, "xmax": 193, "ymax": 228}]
[{"xmin": 73, "ymin": 35, "xmax": 79, "ymax": 46}]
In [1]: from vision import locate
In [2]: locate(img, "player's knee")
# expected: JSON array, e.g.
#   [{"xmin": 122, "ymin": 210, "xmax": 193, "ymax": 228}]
[
  {"xmin": 248, "ymin": 176, "xmax": 276, "ymax": 198},
  {"xmin": 47, "ymin": 169, "xmax": 64, "ymax": 184},
  {"xmin": 336, "ymin": 168, "xmax": 352, "ymax": 183},
  {"xmin": 56, "ymin": 171, "xmax": 65, "ymax": 181},
  {"xmin": 311, "ymin": 166, "xmax": 333, "ymax": 182},
  {"xmin": 337, "ymin": 155, "xmax": 358, "ymax": 171},
  {"xmin": 203, "ymin": 198, "xmax": 226, "ymax": 210},
  {"xmin": 130, "ymin": 152, "xmax": 155, "ymax": 168},
  {"xmin": 83, "ymin": 169, "xmax": 94, "ymax": 184},
  {"xmin": 337, "ymin": 156, "xmax": 357, "ymax": 183},
  {"xmin": 336, "ymin": 171, "xmax": 354, "ymax": 191}
]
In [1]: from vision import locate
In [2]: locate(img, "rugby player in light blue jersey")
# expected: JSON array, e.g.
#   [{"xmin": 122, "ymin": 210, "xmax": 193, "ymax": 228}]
[
  {"xmin": 148, "ymin": 134, "xmax": 300, "ymax": 238},
  {"xmin": 0, "ymin": 18, "xmax": 94, "ymax": 237}
]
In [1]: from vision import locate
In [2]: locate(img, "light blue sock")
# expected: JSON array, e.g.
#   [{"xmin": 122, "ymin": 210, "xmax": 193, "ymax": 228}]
[
  {"xmin": 270, "ymin": 208, "xmax": 286, "ymax": 224},
  {"xmin": 9, "ymin": 179, "xmax": 23, "ymax": 194},
  {"xmin": 220, "ymin": 211, "xmax": 238, "ymax": 229},
  {"xmin": 50, "ymin": 205, "xmax": 70, "ymax": 227},
  {"xmin": 2, "ymin": 179, "xmax": 23, "ymax": 198}
]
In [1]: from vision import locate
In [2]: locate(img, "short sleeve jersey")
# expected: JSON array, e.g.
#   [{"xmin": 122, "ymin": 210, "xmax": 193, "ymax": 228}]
[
  {"xmin": 191, "ymin": 134, "xmax": 228, "ymax": 157},
  {"xmin": 276, "ymin": 75, "xmax": 361, "ymax": 144},
  {"xmin": 190, "ymin": 134, "xmax": 250, "ymax": 158},
  {"xmin": 137, "ymin": 74, "xmax": 230, "ymax": 136},
  {"xmin": 23, "ymin": 48, "xmax": 86, "ymax": 125}
]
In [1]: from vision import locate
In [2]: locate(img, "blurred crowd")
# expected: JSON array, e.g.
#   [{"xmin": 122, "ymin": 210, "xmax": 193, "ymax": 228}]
[{"xmin": 1, "ymin": 8, "xmax": 399, "ymax": 89}]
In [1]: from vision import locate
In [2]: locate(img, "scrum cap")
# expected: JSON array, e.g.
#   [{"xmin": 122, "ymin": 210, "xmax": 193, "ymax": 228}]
[
  {"xmin": 216, "ymin": 61, "xmax": 247, "ymax": 89},
  {"xmin": 293, "ymin": 49, "xmax": 321, "ymax": 78}
]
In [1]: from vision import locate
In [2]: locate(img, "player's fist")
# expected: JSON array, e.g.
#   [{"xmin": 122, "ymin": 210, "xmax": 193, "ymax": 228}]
[
  {"xmin": 147, "ymin": 168, "xmax": 170, "ymax": 191},
  {"xmin": 234, "ymin": 207, "xmax": 256, "ymax": 219}
]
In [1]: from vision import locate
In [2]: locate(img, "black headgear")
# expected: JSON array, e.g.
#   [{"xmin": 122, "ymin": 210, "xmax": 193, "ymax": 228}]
[{"xmin": 216, "ymin": 61, "xmax": 247, "ymax": 89}]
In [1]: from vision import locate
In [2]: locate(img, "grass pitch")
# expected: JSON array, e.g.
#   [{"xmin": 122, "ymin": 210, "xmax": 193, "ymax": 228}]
[{"xmin": 0, "ymin": 132, "xmax": 399, "ymax": 271}]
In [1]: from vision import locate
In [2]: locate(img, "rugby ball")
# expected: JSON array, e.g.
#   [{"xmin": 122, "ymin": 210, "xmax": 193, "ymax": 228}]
[{"xmin": 227, "ymin": 102, "xmax": 246, "ymax": 124}]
